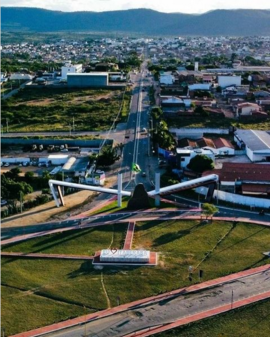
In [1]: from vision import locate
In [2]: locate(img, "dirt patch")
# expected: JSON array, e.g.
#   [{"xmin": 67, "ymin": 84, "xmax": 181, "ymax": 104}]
[
  {"xmin": 2, "ymin": 176, "xmax": 117, "ymax": 229},
  {"xmin": 1, "ymin": 190, "xmax": 96, "ymax": 228}
]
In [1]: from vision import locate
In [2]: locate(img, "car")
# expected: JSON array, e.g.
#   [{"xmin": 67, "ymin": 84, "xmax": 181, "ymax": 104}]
[
  {"xmin": 4, "ymin": 163, "xmax": 10, "ymax": 167},
  {"xmin": 1, "ymin": 199, "xmax": 8, "ymax": 206},
  {"xmin": 141, "ymin": 171, "xmax": 146, "ymax": 177},
  {"xmin": 158, "ymin": 160, "xmax": 167, "ymax": 166}
]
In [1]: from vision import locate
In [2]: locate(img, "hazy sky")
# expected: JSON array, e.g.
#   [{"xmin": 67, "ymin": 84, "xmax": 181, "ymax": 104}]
[{"xmin": 2, "ymin": 0, "xmax": 270, "ymax": 14}]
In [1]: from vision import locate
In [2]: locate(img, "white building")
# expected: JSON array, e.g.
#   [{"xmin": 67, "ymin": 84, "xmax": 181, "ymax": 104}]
[
  {"xmin": 176, "ymin": 149, "xmax": 215, "ymax": 168},
  {"xmin": 160, "ymin": 74, "xmax": 175, "ymax": 85},
  {"xmin": 61, "ymin": 62, "xmax": 83, "ymax": 79},
  {"xmin": 48, "ymin": 154, "xmax": 69, "ymax": 165},
  {"xmin": 10, "ymin": 73, "xmax": 33, "ymax": 80},
  {"xmin": 234, "ymin": 102, "xmax": 261, "ymax": 117},
  {"xmin": 218, "ymin": 75, "xmax": 241, "ymax": 88},
  {"xmin": 234, "ymin": 130, "xmax": 270, "ymax": 162},
  {"xmin": 188, "ymin": 83, "xmax": 211, "ymax": 91}
]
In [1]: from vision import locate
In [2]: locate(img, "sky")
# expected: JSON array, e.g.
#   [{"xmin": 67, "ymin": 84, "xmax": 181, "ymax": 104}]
[{"xmin": 2, "ymin": 0, "xmax": 270, "ymax": 14}]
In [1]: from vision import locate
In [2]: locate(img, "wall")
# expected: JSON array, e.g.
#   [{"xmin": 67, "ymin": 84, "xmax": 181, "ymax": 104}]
[
  {"xmin": 213, "ymin": 189, "xmax": 270, "ymax": 208},
  {"xmin": 67, "ymin": 74, "xmax": 108, "ymax": 87},
  {"xmin": 170, "ymin": 128, "xmax": 229, "ymax": 139},
  {"xmin": 1, "ymin": 138, "xmax": 113, "ymax": 148}
]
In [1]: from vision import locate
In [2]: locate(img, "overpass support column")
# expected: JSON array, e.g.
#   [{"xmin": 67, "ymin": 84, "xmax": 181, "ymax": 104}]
[
  {"xmin": 155, "ymin": 172, "xmax": 160, "ymax": 207},
  {"xmin": 117, "ymin": 173, "xmax": 122, "ymax": 208},
  {"xmin": 49, "ymin": 181, "xmax": 60, "ymax": 207},
  {"xmin": 57, "ymin": 185, "xmax": 65, "ymax": 207}
]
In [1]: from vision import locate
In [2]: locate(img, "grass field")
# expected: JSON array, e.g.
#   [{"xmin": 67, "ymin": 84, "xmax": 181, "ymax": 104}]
[
  {"xmin": 1, "ymin": 87, "xmax": 131, "ymax": 132},
  {"xmin": 1, "ymin": 219, "xmax": 269, "ymax": 335},
  {"xmin": 157, "ymin": 299, "xmax": 270, "ymax": 337},
  {"xmin": 167, "ymin": 115, "xmax": 270, "ymax": 131}
]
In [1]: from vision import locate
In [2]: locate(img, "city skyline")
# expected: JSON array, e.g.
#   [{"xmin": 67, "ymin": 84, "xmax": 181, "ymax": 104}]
[{"xmin": 2, "ymin": 0, "xmax": 270, "ymax": 14}]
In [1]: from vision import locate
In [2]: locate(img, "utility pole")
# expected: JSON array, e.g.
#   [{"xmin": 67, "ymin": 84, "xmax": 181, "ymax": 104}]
[{"xmin": 20, "ymin": 191, "xmax": 23, "ymax": 213}]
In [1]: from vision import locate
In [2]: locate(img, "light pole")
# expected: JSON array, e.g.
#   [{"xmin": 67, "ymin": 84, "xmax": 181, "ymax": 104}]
[{"xmin": 6, "ymin": 119, "xmax": 9, "ymax": 133}]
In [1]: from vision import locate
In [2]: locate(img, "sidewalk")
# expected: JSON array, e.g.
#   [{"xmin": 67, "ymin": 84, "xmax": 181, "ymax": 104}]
[
  {"xmin": 10, "ymin": 264, "xmax": 270, "ymax": 337},
  {"xmin": 123, "ymin": 222, "xmax": 136, "ymax": 249},
  {"xmin": 1, "ymin": 252, "xmax": 93, "ymax": 260}
]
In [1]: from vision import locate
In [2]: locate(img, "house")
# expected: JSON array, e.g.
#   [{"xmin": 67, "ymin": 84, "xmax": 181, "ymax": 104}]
[
  {"xmin": 178, "ymin": 137, "xmax": 235, "ymax": 155},
  {"xmin": 176, "ymin": 148, "xmax": 215, "ymax": 169},
  {"xmin": 234, "ymin": 102, "xmax": 261, "ymax": 117},
  {"xmin": 234, "ymin": 129, "xmax": 270, "ymax": 162},
  {"xmin": 203, "ymin": 162, "xmax": 270, "ymax": 196}
]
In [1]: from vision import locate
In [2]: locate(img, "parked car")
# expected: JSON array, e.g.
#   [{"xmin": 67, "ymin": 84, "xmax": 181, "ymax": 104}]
[
  {"xmin": 1, "ymin": 199, "xmax": 8, "ymax": 206},
  {"xmin": 4, "ymin": 163, "xmax": 10, "ymax": 167}
]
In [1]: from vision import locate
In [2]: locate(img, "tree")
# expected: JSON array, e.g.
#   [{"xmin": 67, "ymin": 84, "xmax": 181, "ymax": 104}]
[
  {"xmin": 202, "ymin": 203, "xmax": 218, "ymax": 219},
  {"xmin": 187, "ymin": 155, "xmax": 214, "ymax": 173},
  {"xmin": 4, "ymin": 167, "xmax": 21, "ymax": 180},
  {"xmin": 194, "ymin": 105, "xmax": 209, "ymax": 117},
  {"xmin": 97, "ymin": 145, "xmax": 118, "ymax": 166}
]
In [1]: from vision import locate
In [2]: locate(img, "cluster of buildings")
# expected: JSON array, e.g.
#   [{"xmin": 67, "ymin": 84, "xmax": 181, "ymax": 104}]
[{"xmin": 148, "ymin": 36, "xmax": 270, "ymax": 65}]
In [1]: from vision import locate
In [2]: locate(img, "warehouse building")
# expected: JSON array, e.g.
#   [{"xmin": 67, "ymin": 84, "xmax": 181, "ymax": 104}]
[
  {"xmin": 67, "ymin": 72, "xmax": 108, "ymax": 87},
  {"xmin": 234, "ymin": 129, "xmax": 270, "ymax": 162}
]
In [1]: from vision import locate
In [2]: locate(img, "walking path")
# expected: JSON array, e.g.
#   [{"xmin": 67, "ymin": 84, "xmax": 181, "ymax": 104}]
[
  {"xmin": 123, "ymin": 222, "xmax": 136, "ymax": 250},
  {"xmin": 10, "ymin": 264, "xmax": 270, "ymax": 337}
]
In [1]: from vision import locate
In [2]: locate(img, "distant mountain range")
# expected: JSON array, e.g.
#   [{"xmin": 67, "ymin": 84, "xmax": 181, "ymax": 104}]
[{"xmin": 1, "ymin": 7, "xmax": 270, "ymax": 36}]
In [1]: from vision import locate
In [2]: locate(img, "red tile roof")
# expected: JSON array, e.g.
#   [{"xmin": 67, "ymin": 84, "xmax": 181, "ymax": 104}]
[
  {"xmin": 242, "ymin": 184, "xmax": 270, "ymax": 194},
  {"xmin": 203, "ymin": 163, "xmax": 270, "ymax": 182},
  {"xmin": 213, "ymin": 138, "xmax": 234, "ymax": 149}
]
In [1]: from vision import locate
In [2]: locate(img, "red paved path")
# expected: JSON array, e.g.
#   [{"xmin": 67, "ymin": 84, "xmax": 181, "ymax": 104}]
[
  {"xmin": 10, "ymin": 264, "xmax": 270, "ymax": 337},
  {"xmin": 123, "ymin": 222, "xmax": 136, "ymax": 250},
  {"xmin": 1, "ymin": 252, "xmax": 93, "ymax": 260}
]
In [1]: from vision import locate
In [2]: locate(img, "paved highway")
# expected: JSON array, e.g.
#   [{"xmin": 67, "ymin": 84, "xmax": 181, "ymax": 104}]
[{"xmin": 45, "ymin": 269, "xmax": 270, "ymax": 337}]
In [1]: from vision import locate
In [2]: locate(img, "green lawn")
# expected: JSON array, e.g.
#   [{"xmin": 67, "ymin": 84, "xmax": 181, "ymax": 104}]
[
  {"xmin": 1, "ymin": 220, "xmax": 269, "ymax": 335},
  {"xmin": 1, "ymin": 285, "xmax": 89, "ymax": 336},
  {"xmin": 156, "ymin": 299, "xmax": 270, "ymax": 337},
  {"xmin": 167, "ymin": 116, "xmax": 270, "ymax": 131},
  {"xmin": 3, "ymin": 224, "xmax": 127, "ymax": 256}
]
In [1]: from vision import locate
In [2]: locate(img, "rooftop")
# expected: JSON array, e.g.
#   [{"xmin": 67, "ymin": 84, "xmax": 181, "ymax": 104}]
[{"xmin": 235, "ymin": 130, "xmax": 270, "ymax": 151}]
